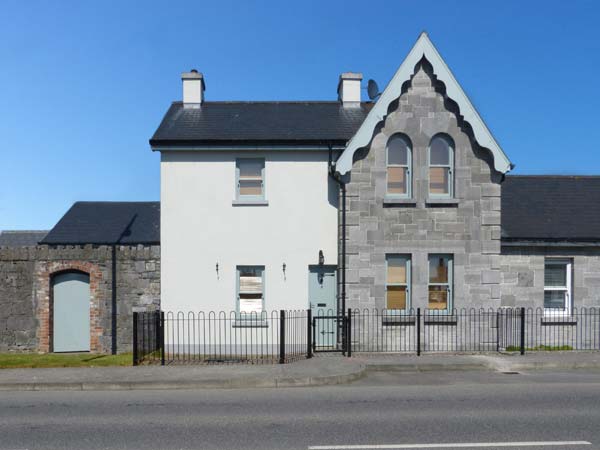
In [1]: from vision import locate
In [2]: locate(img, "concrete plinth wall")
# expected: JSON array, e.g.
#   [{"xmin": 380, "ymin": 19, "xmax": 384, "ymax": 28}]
[
  {"xmin": 342, "ymin": 62, "xmax": 503, "ymax": 311},
  {"xmin": 0, "ymin": 245, "xmax": 160, "ymax": 353}
]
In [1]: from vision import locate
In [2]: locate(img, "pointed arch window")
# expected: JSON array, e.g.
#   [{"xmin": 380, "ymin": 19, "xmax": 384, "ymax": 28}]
[
  {"xmin": 429, "ymin": 134, "xmax": 454, "ymax": 197},
  {"xmin": 386, "ymin": 134, "xmax": 412, "ymax": 198}
]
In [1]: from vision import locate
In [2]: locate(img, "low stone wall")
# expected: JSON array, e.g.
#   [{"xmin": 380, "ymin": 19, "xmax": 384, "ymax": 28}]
[
  {"xmin": 0, "ymin": 245, "xmax": 160, "ymax": 353},
  {"xmin": 0, "ymin": 249, "xmax": 37, "ymax": 351}
]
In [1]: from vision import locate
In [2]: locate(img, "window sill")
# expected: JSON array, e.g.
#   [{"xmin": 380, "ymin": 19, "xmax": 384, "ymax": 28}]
[
  {"xmin": 383, "ymin": 196, "xmax": 417, "ymax": 207},
  {"xmin": 541, "ymin": 316, "xmax": 577, "ymax": 326},
  {"xmin": 382, "ymin": 314, "xmax": 416, "ymax": 326},
  {"xmin": 424, "ymin": 314, "xmax": 457, "ymax": 325},
  {"xmin": 232, "ymin": 199, "xmax": 269, "ymax": 206},
  {"xmin": 426, "ymin": 198, "xmax": 459, "ymax": 207},
  {"xmin": 233, "ymin": 320, "xmax": 269, "ymax": 328}
]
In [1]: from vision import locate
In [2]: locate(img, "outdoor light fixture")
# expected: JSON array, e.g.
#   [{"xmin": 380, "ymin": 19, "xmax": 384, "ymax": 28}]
[
  {"xmin": 318, "ymin": 250, "xmax": 324, "ymax": 265},
  {"xmin": 216, "ymin": 262, "xmax": 219, "ymax": 279},
  {"xmin": 282, "ymin": 263, "xmax": 286, "ymax": 280}
]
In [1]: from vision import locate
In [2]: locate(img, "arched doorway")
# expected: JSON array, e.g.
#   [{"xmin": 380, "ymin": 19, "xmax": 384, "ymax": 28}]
[{"xmin": 52, "ymin": 271, "xmax": 91, "ymax": 352}]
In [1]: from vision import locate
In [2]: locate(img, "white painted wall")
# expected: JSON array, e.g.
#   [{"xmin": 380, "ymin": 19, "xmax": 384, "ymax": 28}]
[{"xmin": 160, "ymin": 151, "xmax": 338, "ymax": 313}]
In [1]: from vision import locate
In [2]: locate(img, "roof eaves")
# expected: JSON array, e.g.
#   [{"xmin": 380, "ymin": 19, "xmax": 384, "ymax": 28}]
[{"xmin": 150, "ymin": 139, "xmax": 349, "ymax": 151}]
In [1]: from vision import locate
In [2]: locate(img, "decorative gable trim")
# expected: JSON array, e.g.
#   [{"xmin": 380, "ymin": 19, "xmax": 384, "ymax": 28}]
[{"xmin": 335, "ymin": 32, "xmax": 513, "ymax": 175}]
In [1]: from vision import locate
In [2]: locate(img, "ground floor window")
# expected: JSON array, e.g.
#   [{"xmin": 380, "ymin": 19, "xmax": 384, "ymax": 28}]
[
  {"xmin": 237, "ymin": 266, "xmax": 265, "ymax": 321},
  {"xmin": 544, "ymin": 259, "xmax": 572, "ymax": 315},
  {"xmin": 386, "ymin": 255, "xmax": 411, "ymax": 311},
  {"xmin": 428, "ymin": 254, "xmax": 453, "ymax": 312}
]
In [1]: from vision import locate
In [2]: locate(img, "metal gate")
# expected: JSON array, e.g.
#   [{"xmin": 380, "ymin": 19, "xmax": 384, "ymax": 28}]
[{"xmin": 312, "ymin": 313, "xmax": 347, "ymax": 353}]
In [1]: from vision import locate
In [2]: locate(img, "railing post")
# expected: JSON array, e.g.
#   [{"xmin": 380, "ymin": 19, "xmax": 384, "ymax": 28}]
[
  {"xmin": 496, "ymin": 309, "xmax": 500, "ymax": 353},
  {"xmin": 155, "ymin": 311, "xmax": 161, "ymax": 355},
  {"xmin": 520, "ymin": 307, "xmax": 526, "ymax": 355},
  {"xmin": 306, "ymin": 309, "xmax": 313, "ymax": 359},
  {"xmin": 279, "ymin": 310, "xmax": 286, "ymax": 364},
  {"xmin": 416, "ymin": 308, "xmax": 421, "ymax": 356},
  {"xmin": 132, "ymin": 312, "xmax": 138, "ymax": 366},
  {"xmin": 347, "ymin": 308, "xmax": 352, "ymax": 358},
  {"xmin": 160, "ymin": 311, "xmax": 165, "ymax": 366},
  {"xmin": 312, "ymin": 316, "xmax": 316, "ymax": 354}
]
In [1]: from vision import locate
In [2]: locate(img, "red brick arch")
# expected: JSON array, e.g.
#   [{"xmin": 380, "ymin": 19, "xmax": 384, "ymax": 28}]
[{"xmin": 36, "ymin": 261, "xmax": 104, "ymax": 353}]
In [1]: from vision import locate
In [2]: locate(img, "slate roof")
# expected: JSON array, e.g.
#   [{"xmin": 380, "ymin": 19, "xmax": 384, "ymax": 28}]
[
  {"xmin": 501, "ymin": 175, "xmax": 600, "ymax": 241},
  {"xmin": 41, "ymin": 202, "xmax": 160, "ymax": 245},
  {"xmin": 149, "ymin": 101, "xmax": 373, "ymax": 147},
  {"xmin": 0, "ymin": 230, "xmax": 48, "ymax": 247}
]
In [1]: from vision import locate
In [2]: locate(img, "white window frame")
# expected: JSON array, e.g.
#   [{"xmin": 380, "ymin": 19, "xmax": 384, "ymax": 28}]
[
  {"xmin": 544, "ymin": 259, "xmax": 572, "ymax": 316},
  {"xmin": 235, "ymin": 158, "xmax": 265, "ymax": 201},
  {"xmin": 386, "ymin": 134, "xmax": 412, "ymax": 198},
  {"xmin": 385, "ymin": 255, "xmax": 411, "ymax": 314},
  {"xmin": 428, "ymin": 134, "xmax": 454, "ymax": 198},
  {"xmin": 427, "ymin": 254, "xmax": 453, "ymax": 314},
  {"xmin": 236, "ymin": 265, "xmax": 266, "ymax": 326}
]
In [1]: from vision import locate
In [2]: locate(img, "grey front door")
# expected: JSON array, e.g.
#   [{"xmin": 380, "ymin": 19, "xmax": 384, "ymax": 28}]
[
  {"xmin": 53, "ymin": 272, "xmax": 91, "ymax": 352},
  {"xmin": 309, "ymin": 266, "xmax": 337, "ymax": 348}
]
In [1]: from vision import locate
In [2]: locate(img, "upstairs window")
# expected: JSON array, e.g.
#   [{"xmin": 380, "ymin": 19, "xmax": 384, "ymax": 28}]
[
  {"xmin": 544, "ymin": 259, "xmax": 572, "ymax": 315},
  {"xmin": 236, "ymin": 158, "xmax": 265, "ymax": 200},
  {"xmin": 429, "ymin": 135, "xmax": 454, "ymax": 197},
  {"xmin": 386, "ymin": 134, "xmax": 412, "ymax": 197}
]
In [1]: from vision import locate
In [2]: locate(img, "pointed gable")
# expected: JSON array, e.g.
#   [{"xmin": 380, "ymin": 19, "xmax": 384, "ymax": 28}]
[{"xmin": 335, "ymin": 32, "xmax": 512, "ymax": 175}]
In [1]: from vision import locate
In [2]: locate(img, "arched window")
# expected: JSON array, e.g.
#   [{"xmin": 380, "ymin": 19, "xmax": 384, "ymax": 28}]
[
  {"xmin": 386, "ymin": 134, "xmax": 412, "ymax": 197},
  {"xmin": 429, "ymin": 134, "xmax": 454, "ymax": 197}
]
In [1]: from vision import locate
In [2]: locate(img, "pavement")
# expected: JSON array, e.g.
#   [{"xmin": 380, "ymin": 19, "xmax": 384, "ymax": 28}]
[{"xmin": 0, "ymin": 352, "xmax": 599, "ymax": 391}]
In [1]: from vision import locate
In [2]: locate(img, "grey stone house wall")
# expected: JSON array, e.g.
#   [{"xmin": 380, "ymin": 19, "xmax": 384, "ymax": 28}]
[
  {"xmin": 0, "ymin": 245, "xmax": 160, "ymax": 353},
  {"xmin": 500, "ymin": 246, "xmax": 600, "ymax": 309},
  {"xmin": 342, "ymin": 62, "xmax": 503, "ymax": 313}
]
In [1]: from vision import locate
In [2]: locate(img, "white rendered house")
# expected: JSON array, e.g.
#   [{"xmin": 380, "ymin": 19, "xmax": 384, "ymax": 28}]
[{"xmin": 151, "ymin": 71, "xmax": 368, "ymax": 318}]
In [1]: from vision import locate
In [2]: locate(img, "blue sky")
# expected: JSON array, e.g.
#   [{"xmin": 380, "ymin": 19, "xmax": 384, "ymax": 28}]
[{"xmin": 1, "ymin": 0, "xmax": 599, "ymax": 230}]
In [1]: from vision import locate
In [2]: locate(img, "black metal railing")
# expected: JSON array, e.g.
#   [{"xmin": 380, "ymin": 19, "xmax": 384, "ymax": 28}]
[
  {"xmin": 132, "ymin": 311, "xmax": 164, "ymax": 365},
  {"xmin": 134, "ymin": 307, "xmax": 600, "ymax": 365},
  {"xmin": 499, "ymin": 307, "xmax": 600, "ymax": 352},
  {"xmin": 133, "ymin": 310, "xmax": 310, "ymax": 365},
  {"xmin": 348, "ymin": 307, "xmax": 600, "ymax": 355}
]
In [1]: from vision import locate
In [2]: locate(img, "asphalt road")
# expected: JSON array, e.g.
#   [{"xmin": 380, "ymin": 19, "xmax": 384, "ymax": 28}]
[{"xmin": 1, "ymin": 370, "xmax": 600, "ymax": 450}]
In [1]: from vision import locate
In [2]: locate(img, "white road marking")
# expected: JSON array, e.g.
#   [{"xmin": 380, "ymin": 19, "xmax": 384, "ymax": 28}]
[{"xmin": 308, "ymin": 441, "xmax": 592, "ymax": 449}]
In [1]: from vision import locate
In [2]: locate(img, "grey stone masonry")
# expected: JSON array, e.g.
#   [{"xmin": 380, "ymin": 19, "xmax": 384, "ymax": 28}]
[
  {"xmin": 0, "ymin": 244, "xmax": 160, "ymax": 353},
  {"xmin": 342, "ymin": 61, "xmax": 503, "ymax": 311},
  {"xmin": 500, "ymin": 246, "xmax": 600, "ymax": 309}
]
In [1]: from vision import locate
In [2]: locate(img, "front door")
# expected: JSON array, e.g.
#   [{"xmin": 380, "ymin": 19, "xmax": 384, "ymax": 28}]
[
  {"xmin": 53, "ymin": 272, "xmax": 91, "ymax": 352},
  {"xmin": 309, "ymin": 266, "xmax": 337, "ymax": 348}
]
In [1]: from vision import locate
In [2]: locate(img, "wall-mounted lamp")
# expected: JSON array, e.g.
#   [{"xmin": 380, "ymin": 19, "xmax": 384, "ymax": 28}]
[
  {"xmin": 282, "ymin": 262, "xmax": 286, "ymax": 280},
  {"xmin": 318, "ymin": 250, "xmax": 324, "ymax": 266},
  {"xmin": 216, "ymin": 262, "xmax": 219, "ymax": 279}
]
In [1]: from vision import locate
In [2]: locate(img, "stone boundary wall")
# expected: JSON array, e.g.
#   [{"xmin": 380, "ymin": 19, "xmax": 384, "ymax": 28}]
[{"xmin": 0, "ymin": 244, "xmax": 160, "ymax": 353}]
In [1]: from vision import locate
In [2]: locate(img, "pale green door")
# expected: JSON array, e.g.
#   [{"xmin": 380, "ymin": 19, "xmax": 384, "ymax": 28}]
[
  {"xmin": 53, "ymin": 272, "xmax": 90, "ymax": 352},
  {"xmin": 309, "ymin": 266, "xmax": 337, "ymax": 348}
]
